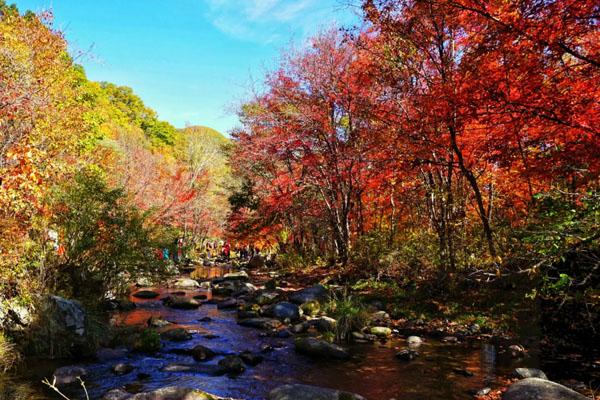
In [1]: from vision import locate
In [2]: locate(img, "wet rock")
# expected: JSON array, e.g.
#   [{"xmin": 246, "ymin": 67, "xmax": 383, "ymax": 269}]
[
  {"xmin": 295, "ymin": 337, "xmax": 349, "ymax": 360},
  {"xmin": 370, "ymin": 310, "xmax": 391, "ymax": 325},
  {"xmin": 289, "ymin": 285, "xmax": 328, "ymax": 304},
  {"xmin": 162, "ymin": 296, "xmax": 200, "ymax": 310},
  {"xmin": 351, "ymin": 331, "xmax": 377, "ymax": 343},
  {"xmin": 266, "ymin": 301, "xmax": 301, "ymax": 321},
  {"xmin": 191, "ymin": 344, "xmax": 216, "ymax": 361},
  {"xmin": 238, "ymin": 317, "xmax": 282, "ymax": 330},
  {"xmin": 503, "ymin": 378, "xmax": 588, "ymax": 400},
  {"xmin": 312, "ymin": 316, "xmax": 337, "ymax": 332},
  {"xmin": 171, "ymin": 278, "xmax": 201, "ymax": 289},
  {"xmin": 132, "ymin": 290, "xmax": 160, "ymax": 299},
  {"xmin": 217, "ymin": 298, "xmax": 239, "ymax": 309},
  {"xmin": 269, "ymin": 384, "xmax": 366, "ymax": 400},
  {"xmin": 255, "ymin": 291, "xmax": 280, "ymax": 305},
  {"xmin": 160, "ymin": 328, "xmax": 192, "ymax": 342},
  {"xmin": 300, "ymin": 300, "xmax": 321, "ymax": 316},
  {"xmin": 102, "ymin": 388, "xmax": 130, "ymax": 400},
  {"xmin": 291, "ymin": 322, "xmax": 308, "ymax": 334},
  {"xmin": 128, "ymin": 386, "xmax": 234, "ymax": 399},
  {"xmin": 147, "ymin": 316, "xmax": 170, "ymax": 328},
  {"xmin": 407, "ymin": 336, "xmax": 423, "ymax": 346},
  {"xmin": 218, "ymin": 355, "xmax": 245, "ymax": 374},
  {"xmin": 239, "ymin": 350, "xmax": 264, "ymax": 366},
  {"xmin": 476, "ymin": 388, "xmax": 491, "ymax": 397},
  {"xmin": 96, "ymin": 347, "xmax": 128, "ymax": 361},
  {"xmin": 513, "ymin": 367, "xmax": 548, "ymax": 380},
  {"xmin": 232, "ymin": 282, "xmax": 258, "ymax": 297},
  {"xmin": 52, "ymin": 365, "xmax": 87, "ymax": 385},
  {"xmin": 112, "ymin": 363, "xmax": 134, "ymax": 375},
  {"xmin": 395, "ymin": 349, "xmax": 419, "ymax": 361},
  {"xmin": 370, "ymin": 326, "xmax": 392, "ymax": 338},
  {"xmin": 223, "ymin": 270, "xmax": 250, "ymax": 281},
  {"xmin": 193, "ymin": 294, "xmax": 208, "ymax": 300},
  {"xmin": 508, "ymin": 344, "xmax": 526, "ymax": 358}
]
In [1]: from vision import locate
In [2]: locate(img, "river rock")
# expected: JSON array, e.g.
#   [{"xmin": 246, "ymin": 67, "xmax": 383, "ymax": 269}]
[
  {"xmin": 129, "ymin": 386, "xmax": 235, "ymax": 400},
  {"xmin": 147, "ymin": 316, "xmax": 170, "ymax": 328},
  {"xmin": 255, "ymin": 291, "xmax": 280, "ymax": 305},
  {"xmin": 266, "ymin": 301, "xmax": 301, "ymax": 321},
  {"xmin": 52, "ymin": 365, "xmax": 87, "ymax": 385},
  {"xmin": 239, "ymin": 350, "xmax": 264, "ymax": 366},
  {"xmin": 289, "ymin": 285, "xmax": 328, "ymax": 304},
  {"xmin": 351, "ymin": 331, "xmax": 376, "ymax": 342},
  {"xmin": 224, "ymin": 270, "xmax": 249, "ymax": 281},
  {"xmin": 291, "ymin": 322, "xmax": 308, "ymax": 334},
  {"xmin": 162, "ymin": 296, "xmax": 200, "ymax": 309},
  {"xmin": 295, "ymin": 337, "xmax": 349, "ymax": 360},
  {"xmin": 311, "ymin": 316, "xmax": 337, "ymax": 332},
  {"xmin": 102, "ymin": 388, "xmax": 131, "ymax": 400},
  {"xmin": 407, "ymin": 336, "xmax": 423, "ymax": 346},
  {"xmin": 514, "ymin": 367, "xmax": 548, "ymax": 380},
  {"xmin": 238, "ymin": 317, "xmax": 282, "ymax": 330},
  {"xmin": 217, "ymin": 298, "xmax": 239, "ymax": 309},
  {"xmin": 370, "ymin": 310, "xmax": 391, "ymax": 325},
  {"xmin": 370, "ymin": 326, "xmax": 392, "ymax": 338},
  {"xmin": 160, "ymin": 328, "xmax": 192, "ymax": 342},
  {"xmin": 269, "ymin": 384, "xmax": 365, "ymax": 400},
  {"xmin": 503, "ymin": 378, "xmax": 588, "ymax": 400},
  {"xmin": 161, "ymin": 363, "xmax": 225, "ymax": 375},
  {"xmin": 171, "ymin": 278, "xmax": 201, "ymax": 289},
  {"xmin": 43, "ymin": 295, "xmax": 87, "ymax": 336},
  {"xmin": 218, "ymin": 355, "xmax": 245, "ymax": 374},
  {"xmin": 300, "ymin": 300, "xmax": 321, "ymax": 316},
  {"xmin": 112, "ymin": 363, "xmax": 134, "ymax": 375},
  {"xmin": 191, "ymin": 344, "xmax": 216, "ymax": 361},
  {"xmin": 132, "ymin": 290, "xmax": 160, "ymax": 299},
  {"xmin": 396, "ymin": 349, "xmax": 419, "ymax": 361}
]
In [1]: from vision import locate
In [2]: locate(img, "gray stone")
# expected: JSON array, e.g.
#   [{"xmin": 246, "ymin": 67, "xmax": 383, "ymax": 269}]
[
  {"xmin": 396, "ymin": 348, "xmax": 419, "ymax": 361},
  {"xmin": 503, "ymin": 378, "xmax": 588, "ymax": 400},
  {"xmin": 223, "ymin": 271, "xmax": 250, "ymax": 281},
  {"xmin": 44, "ymin": 296, "xmax": 86, "ymax": 336},
  {"xmin": 295, "ymin": 337, "xmax": 349, "ymax": 360},
  {"xmin": 269, "ymin": 384, "xmax": 365, "ymax": 400},
  {"xmin": 407, "ymin": 336, "xmax": 423, "ymax": 346},
  {"xmin": 129, "ymin": 386, "xmax": 235, "ymax": 399},
  {"xmin": 160, "ymin": 328, "xmax": 192, "ymax": 342},
  {"xmin": 162, "ymin": 296, "xmax": 200, "ymax": 309},
  {"xmin": 191, "ymin": 344, "xmax": 216, "ymax": 361},
  {"xmin": 112, "ymin": 363, "xmax": 134, "ymax": 375},
  {"xmin": 218, "ymin": 355, "xmax": 245, "ymax": 374},
  {"xmin": 266, "ymin": 302, "xmax": 301, "ymax": 321},
  {"xmin": 102, "ymin": 388, "xmax": 131, "ymax": 400},
  {"xmin": 171, "ymin": 278, "xmax": 201, "ymax": 289},
  {"xmin": 52, "ymin": 365, "xmax": 87, "ymax": 385},
  {"xmin": 514, "ymin": 368, "xmax": 548, "ymax": 380},
  {"xmin": 289, "ymin": 285, "xmax": 328, "ymax": 304}
]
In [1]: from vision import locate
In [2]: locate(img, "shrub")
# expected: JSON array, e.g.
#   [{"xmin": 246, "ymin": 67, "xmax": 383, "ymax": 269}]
[{"xmin": 325, "ymin": 292, "xmax": 369, "ymax": 342}]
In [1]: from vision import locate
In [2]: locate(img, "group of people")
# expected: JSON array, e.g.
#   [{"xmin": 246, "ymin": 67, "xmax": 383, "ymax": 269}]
[{"xmin": 153, "ymin": 237, "xmax": 262, "ymax": 263}]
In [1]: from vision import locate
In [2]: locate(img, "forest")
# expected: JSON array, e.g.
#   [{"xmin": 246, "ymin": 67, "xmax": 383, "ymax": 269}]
[{"xmin": 0, "ymin": 0, "xmax": 598, "ymax": 399}]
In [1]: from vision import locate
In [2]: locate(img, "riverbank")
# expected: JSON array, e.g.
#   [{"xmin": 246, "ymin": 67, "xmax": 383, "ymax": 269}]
[{"xmin": 2, "ymin": 258, "xmax": 595, "ymax": 400}]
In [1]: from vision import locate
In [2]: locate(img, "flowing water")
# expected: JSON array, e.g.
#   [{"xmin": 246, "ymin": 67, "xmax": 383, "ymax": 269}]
[{"xmin": 20, "ymin": 266, "xmax": 549, "ymax": 400}]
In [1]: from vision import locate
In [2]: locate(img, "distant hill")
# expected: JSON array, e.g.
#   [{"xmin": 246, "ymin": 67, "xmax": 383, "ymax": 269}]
[{"xmin": 179, "ymin": 126, "xmax": 228, "ymax": 143}]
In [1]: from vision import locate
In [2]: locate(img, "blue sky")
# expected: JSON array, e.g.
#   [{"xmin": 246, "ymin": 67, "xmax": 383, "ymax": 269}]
[{"xmin": 13, "ymin": 0, "xmax": 361, "ymax": 135}]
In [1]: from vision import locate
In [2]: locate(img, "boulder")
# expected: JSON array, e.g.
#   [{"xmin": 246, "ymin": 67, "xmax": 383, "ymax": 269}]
[
  {"xmin": 503, "ymin": 378, "xmax": 588, "ymax": 400},
  {"xmin": 351, "ymin": 331, "xmax": 376, "ymax": 343},
  {"xmin": 218, "ymin": 355, "xmax": 245, "ymax": 374},
  {"xmin": 112, "ymin": 363, "xmax": 134, "ymax": 375},
  {"xmin": 160, "ymin": 363, "xmax": 224, "ymax": 375},
  {"xmin": 147, "ymin": 316, "xmax": 171, "ymax": 328},
  {"xmin": 102, "ymin": 388, "xmax": 131, "ymax": 400},
  {"xmin": 295, "ymin": 337, "xmax": 349, "ymax": 360},
  {"xmin": 132, "ymin": 290, "xmax": 160, "ymax": 299},
  {"xmin": 289, "ymin": 285, "xmax": 328, "ymax": 304},
  {"xmin": 407, "ymin": 336, "xmax": 423, "ymax": 346},
  {"xmin": 238, "ymin": 317, "xmax": 282, "ymax": 330},
  {"xmin": 171, "ymin": 278, "xmax": 201, "ymax": 289},
  {"xmin": 160, "ymin": 328, "xmax": 192, "ymax": 342},
  {"xmin": 223, "ymin": 271, "xmax": 250, "ymax": 281},
  {"xmin": 129, "ymin": 386, "xmax": 235, "ymax": 400},
  {"xmin": 396, "ymin": 348, "xmax": 419, "ymax": 361},
  {"xmin": 162, "ymin": 296, "xmax": 200, "ymax": 310},
  {"xmin": 311, "ymin": 317, "xmax": 337, "ymax": 332},
  {"xmin": 370, "ymin": 310, "xmax": 391, "ymax": 325},
  {"xmin": 269, "ymin": 384, "xmax": 365, "ymax": 400},
  {"xmin": 266, "ymin": 302, "xmax": 301, "ymax": 321},
  {"xmin": 52, "ymin": 365, "xmax": 87, "ymax": 385},
  {"xmin": 513, "ymin": 368, "xmax": 548, "ymax": 380},
  {"xmin": 43, "ymin": 296, "xmax": 86, "ymax": 336},
  {"xmin": 191, "ymin": 345, "xmax": 216, "ymax": 362},
  {"xmin": 217, "ymin": 298, "xmax": 239, "ymax": 309},
  {"xmin": 300, "ymin": 300, "xmax": 321, "ymax": 316},
  {"xmin": 239, "ymin": 350, "xmax": 264, "ymax": 366},
  {"xmin": 255, "ymin": 291, "xmax": 280, "ymax": 305},
  {"xmin": 370, "ymin": 326, "xmax": 392, "ymax": 338}
]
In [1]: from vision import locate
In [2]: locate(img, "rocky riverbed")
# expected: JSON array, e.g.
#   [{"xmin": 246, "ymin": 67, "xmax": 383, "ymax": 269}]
[{"xmin": 23, "ymin": 261, "xmax": 594, "ymax": 400}]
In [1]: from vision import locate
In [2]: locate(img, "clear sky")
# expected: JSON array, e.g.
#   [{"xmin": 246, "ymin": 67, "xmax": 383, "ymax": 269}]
[{"xmin": 12, "ymin": 0, "xmax": 361, "ymax": 135}]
